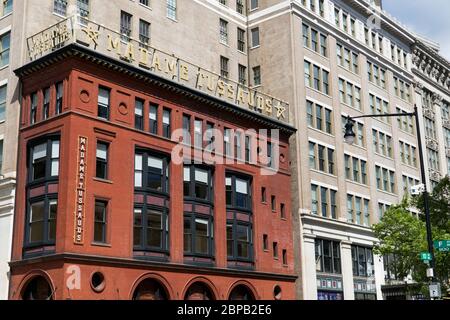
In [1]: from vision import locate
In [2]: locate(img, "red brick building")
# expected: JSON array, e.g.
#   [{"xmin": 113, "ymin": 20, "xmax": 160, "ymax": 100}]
[{"xmin": 9, "ymin": 42, "xmax": 296, "ymax": 300}]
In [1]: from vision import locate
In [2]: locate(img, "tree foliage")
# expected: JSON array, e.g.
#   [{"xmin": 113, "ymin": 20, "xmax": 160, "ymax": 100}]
[{"xmin": 373, "ymin": 178, "xmax": 450, "ymax": 297}]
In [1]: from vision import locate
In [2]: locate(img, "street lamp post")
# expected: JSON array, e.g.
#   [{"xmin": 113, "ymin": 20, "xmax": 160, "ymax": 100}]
[{"xmin": 344, "ymin": 105, "xmax": 436, "ymax": 281}]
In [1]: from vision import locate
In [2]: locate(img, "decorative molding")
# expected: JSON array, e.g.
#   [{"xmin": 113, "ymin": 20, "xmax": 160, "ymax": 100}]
[
  {"xmin": 432, "ymin": 93, "xmax": 443, "ymax": 105},
  {"xmin": 423, "ymin": 106, "xmax": 435, "ymax": 120},
  {"xmin": 442, "ymin": 119, "xmax": 450, "ymax": 130},
  {"xmin": 425, "ymin": 137, "xmax": 439, "ymax": 151},
  {"xmin": 429, "ymin": 169, "xmax": 441, "ymax": 182}
]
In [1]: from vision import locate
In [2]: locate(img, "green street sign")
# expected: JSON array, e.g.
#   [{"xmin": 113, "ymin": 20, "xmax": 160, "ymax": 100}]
[
  {"xmin": 420, "ymin": 252, "xmax": 431, "ymax": 261},
  {"xmin": 434, "ymin": 240, "xmax": 450, "ymax": 251}
]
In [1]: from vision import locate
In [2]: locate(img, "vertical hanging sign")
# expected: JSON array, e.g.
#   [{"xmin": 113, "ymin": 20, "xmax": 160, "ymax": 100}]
[{"xmin": 74, "ymin": 136, "xmax": 88, "ymax": 245}]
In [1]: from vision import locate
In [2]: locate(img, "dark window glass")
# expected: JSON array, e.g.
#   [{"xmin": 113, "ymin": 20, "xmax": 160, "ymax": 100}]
[
  {"xmin": 163, "ymin": 109, "xmax": 171, "ymax": 138},
  {"xmin": 98, "ymin": 87, "xmax": 110, "ymax": 120},
  {"xmin": 94, "ymin": 200, "xmax": 107, "ymax": 243},
  {"xmin": 96, "ymin": 142, "xmax": 108, "ymax": 180},
  {"xmin": 149, "ymin": 103, "xmax": 158, "ymax": 134},
  {"xmin": 135, "ymin": 99, "xmax": 144, "ymax": 130}
]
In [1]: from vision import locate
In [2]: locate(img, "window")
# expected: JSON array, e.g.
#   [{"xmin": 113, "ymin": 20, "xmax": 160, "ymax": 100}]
[
  {"xmin": 261, "ymin": 187, "xmax": 266, "ymax": 203},
  {"xmin": 302, "ymin": 23, "xmax": 327, "ymax": 57},
  {"xmin": 402, "ymin": 175, "xmax": 420, "ymax": 195},
  {"xmin": 43, "ymin": 88, "xmax": 50, "ymax": 120},
  {"xmin": 76, "ymin": 0, "xmax": 89, "ymax": 24},
  {"xmin": 219, "ymin": 0, "xmax": 226, "ymax": 5},
  {"xmin": 2, "ymin": 0, "xmax": 12, "ymax": 16},
  {"xmin": 194, "ymin": 119, "xmax": 203, "ymax": 148},
  {"xmin": 396, "ymin": 107, "xmax": 415, "ymax": 135},
  {"xmin": 184, "ymin": 216, "xmax": 213, "ymax": 256},
  {"xmin": 120, "ymin": 11, "xmax": 132, "ymax": 42},
  {"xmin": 227, "ymin": 223, "xmax": 252, "ymax": 261},
  {"xmin": 311, "ymin": 184, "xmax": 337, "ymax": 219},
  {"xmin": 149, "ymin": 103, "xmax": 158, "ymax": 134},
  {"xmin": 318, "ymin": 0, "xmax": 325, "ymax": 17},
  {"xmin": 263, "ymin": 234, "xmax": 268, "ymax": 250},
  {"xmin": 315, "ymin": 239, "xmax": 341, "ymax": 274},
  {"xmin": 336, "ymin": 43, "xmax": 358, "ymax": 73},
  {"xmin": 220, "ymin": 56, "xmax": 229, "ymax": 79},
  {"xmin": 393, "ymin": 77, "xmax": 412, "ymax": 102},
  {"xmin": 253, "ymin": 66, "xmax": 261, "ymax": 86},
  {"xmin": 237, "ymin": 28, "xmax": 246, "ymax": 52},
  {"xmin": 273, "ymin": 242, "xmax": 278, "ymax": 259},
  {"xmin": 28, "ymin": 199, "xmax": 58, "ymax": 245},
  {"xmin": 238, "ymin": 64, "xmax": 246, "ymax": 85},
  {"xmin": 427, "ymin": 148, "xmax": 440, "ymax": 171},
  {"xmin": 280, "ymin": 203, "xmax": 286, "ymax": 219},
  {"xmin": 53, "ymin": 0, "xmax": 67, "ymax": 16},
  {"xmin": 56, "ymin": 82, "xmax": 63, "ymax": 114},
  {"xmin": 162, "ymin": 109, "xmax": 171, "ymax": 138},
  {"xmin": 344, "ymin": 154, "xmax": 367, "ymax": 185},
  {"xmin": 251, "ymin": 27, "xmax": 259, "ymax": 47},
  {"xmin": 140, "ymin": 0, "xmax": 149, "ymax": 6},
  {"xmin": 236, "ymin": 0, "xmax": 244, "ymax": 14},
  {"xmin": 367, "ymin": 61, "xmax": 386, "ymax": 89},
  {"xmin": 96, "ymin": 142, "xmax": 108, "ymax": 180},
  {"xmin": 135, "ymin": 151, "xmax": 169, "ymax": 193},
  {"xmin": 0, "ymin": 31, "xmax": 10, "ymax": 67},
  {"xmin": 338, "ymin": 78, "xmax": 361, "ymax": 109},
  {"xmin": 424, "ymin": 117, "xmax": 436, "ymax": 139},
  {"xmin": 306, "ymin": 100, "xmax": 333, "ymax": 134},
  {"xmin": 26, "ymin": 137, "xmax": 60, "ymax": 248},
  {"xmin": 347, "ymin": 194, "xmax": 369, "ymax": 225},
  {"xmin": 282, "ymin": 249, "xmax": 287, "ymax": 265},
  {"xmin": 226, "ymin": 174, "xmax": 251, "ymax": 210},
  {"xmin": 334, "ymin": 7, "xmax": 340, "ymax": 27},
  {"xmin": 134, "ymin": 207, "xmax": 169, "ymax": 251},
  {"xmin": 369, "ymin": 94, "xmax": 390, "ymax": 123},
  {"xmin": 250, "ymin": 0, "xmax": 258, "ymax": 10},
  {"xmin": 399, "ymin": 141, "xmax": 417, "ymax": 167},
  {"xmin": 352, "ymin": 246, "xmax": 374, "ymax": 277},
  {"xmin": 304, "ymin": 61, "xmax": 329, "ymax": 95},
  {"xmin": 139, "ymin": 19, "xmax": 150, "ymax": 48},
  {"xmin": 30, "ymin": 92, "xmax": 37, "ymax": 124},
  {"xmin": 184, "ymin": 166, "xmax": 213, "ymax": 201},
  {"xmin": 375, "ymin": 165, "xmax": 396, "ymax": 193},
  {"xmin": 309, "ymin": 141, "xmax": 335, "ymax": 175},
  {"xmin": 167, "ymin": 0, "xmax": 177, "ymax": 20},
  {"xmin": 0, "ymin": 84, "xmax": 6, "ymax": 121},
  {"xmin": 220, "ymin": 19, "xmax": 228, "ymax": 44},
  {"xmin": 183, "ymin": 114, "xmax": 191, "ymax": 145},
  {"xmin": 98, "ymin": 87, "xmax": 110, "ymax": 120},
  {"xmin": 271, "ymin": 195, "xmax": 276, "ymax": 211},
  {"xmin": 134, "ymin": 99, "xmax": 144, "ymax": 130},
  {"xmin": 94, "ymin": 200, "xmax": 107, "ymax": 243}
]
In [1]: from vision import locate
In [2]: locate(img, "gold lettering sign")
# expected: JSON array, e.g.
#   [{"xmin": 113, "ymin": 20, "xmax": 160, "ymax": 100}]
[
  {"xmin": 27, "ymin": 18, "xmax": 289, "ymax": 123},
  {"xmin": 74, "ymin": 136, "xmax": 87, "ymax": 245}
]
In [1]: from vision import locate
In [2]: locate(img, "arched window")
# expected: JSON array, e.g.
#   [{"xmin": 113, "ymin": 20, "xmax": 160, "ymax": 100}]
[
  {"xmin": 132, "ymin": 278, "xmax": 169, "ymax": 300},
  {"xmin": 229, "ymin": 285, "xmax": 255, "ymax": 300},
  {"xmin": 21, "ymin": 276, "xmax": 53, "ymax": 300},
  {"xmin": 184, "ymin": 282, "xmax": 215, "ymax": 300}
]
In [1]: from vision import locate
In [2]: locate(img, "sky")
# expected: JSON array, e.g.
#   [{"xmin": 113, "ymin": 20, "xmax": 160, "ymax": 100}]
[{"xmin": 382, "ymin": 0, "xmax": 450, "ymax": 60}]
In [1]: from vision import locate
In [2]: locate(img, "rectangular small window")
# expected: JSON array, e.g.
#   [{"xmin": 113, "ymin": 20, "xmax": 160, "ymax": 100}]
[
  {"xmin": 96, "ymin": 142, "xmax": 109, "ymax": 180},
  {"xmin": 0, "ymin": 84, "xmax": 6, "ymax": 121},
  {"xmin": 251, "ymin": 27, "xmax": 260, "ymax": 47},
  {"xmin": 163, "ymin": 109, "xmax": 171, "ymax": 138},
  {"xmin": 1, "ymin": 0, "xmax": 12, "ymax": 16},
  {"xmin": 250, "ymin": 0, "xmax": 258, "ymax": 10},
  {"xmin": 167, "ymin": 0, "xmax": 177, "ymax": 20},
  {"xmin": 237, "ymin": 28, "xmax": 246, "ymax": 52},
  {"xmin": 194, "ymin": 119, "xmax": 203, "ymax": 148},
  {"xmin": 224, "ymin": 128, "xmax": 232, "ymax": 156},
  {"xmin": 56, "ymin": 82, "xmax": 63, "ymax": 114},
  {"xmin": 220, "ymin": 56, "xmax": 229, "ymax": 78},
  {"xmin": 135, "ymin": 99, "xmax": 144, "ymax": 130},
  {"xmin": 253, "ymin": 66, "xmax": 261, "ymax": 86},
  {"xmin": 98, "ymin": 87, "xmax": 110, "ymax": 120},
  {"xmin": 282, "ymin": 249, "xmax": 287, "ymax": 265},
  {"xmin": 273, "ymin": 242, "xmax": 278, "ymax": 259},
  {"xmin": 77, "ymin": 0, "xmax": 90, "ymax": 25},
  {"xmin": 149, "ymin": 103, "xmax": 158, "ymax": 134},
  {"xmin": 43, "ymin": 88, "xmax": 50, "ymax": 120},
  {"xmin": 220, "ymin": 19, "xmax": 229, "ymax": 44},
  {"xmin": 54, "ymin": 0, "xmax": 67, "ymax": 16},
  {"xmin": 94, "ymin": 200, "xmax": 107, "ymax": 243},
  {"xmin": 30, "ymin": 92, "xmax": 38, "ymax": 124},
  {"xmin": 261, "ymin": 187, "xmax": 266, "ymax": 203},
  {"xmin": 280, "ymin": 203, "xmax": 286, "ymax": 219},
  {"xmin": 271, "ymin": 195, "xmax": 276, "ymax": 212},
  {"xmin": 183, "ymin": 114, "xmax": 191, "ymax": 145},
  {"xmin": 238, "ymin": 64, "xmax": 246, "ymax": 85},
  {"xmin": 0, "ymin": 140, "xmax": 3, "ymax": 174},
  {"xmin": 263, "ymin": 234, "xmax": 268, "ymax": 251},
  {"xmin": 120, "ymin": 11, "xmax": 132, "ymax": 42},
  {"xmin": 236, "ymin": 0, "xmax": 244, "ymax": 14},
  {"xmin": 0, "ymin": 32, "xmax": 10, "ymax": 68},
  {"xmin": 139, "ymin": 19, "xmax": 150, "ymax": 48}
]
